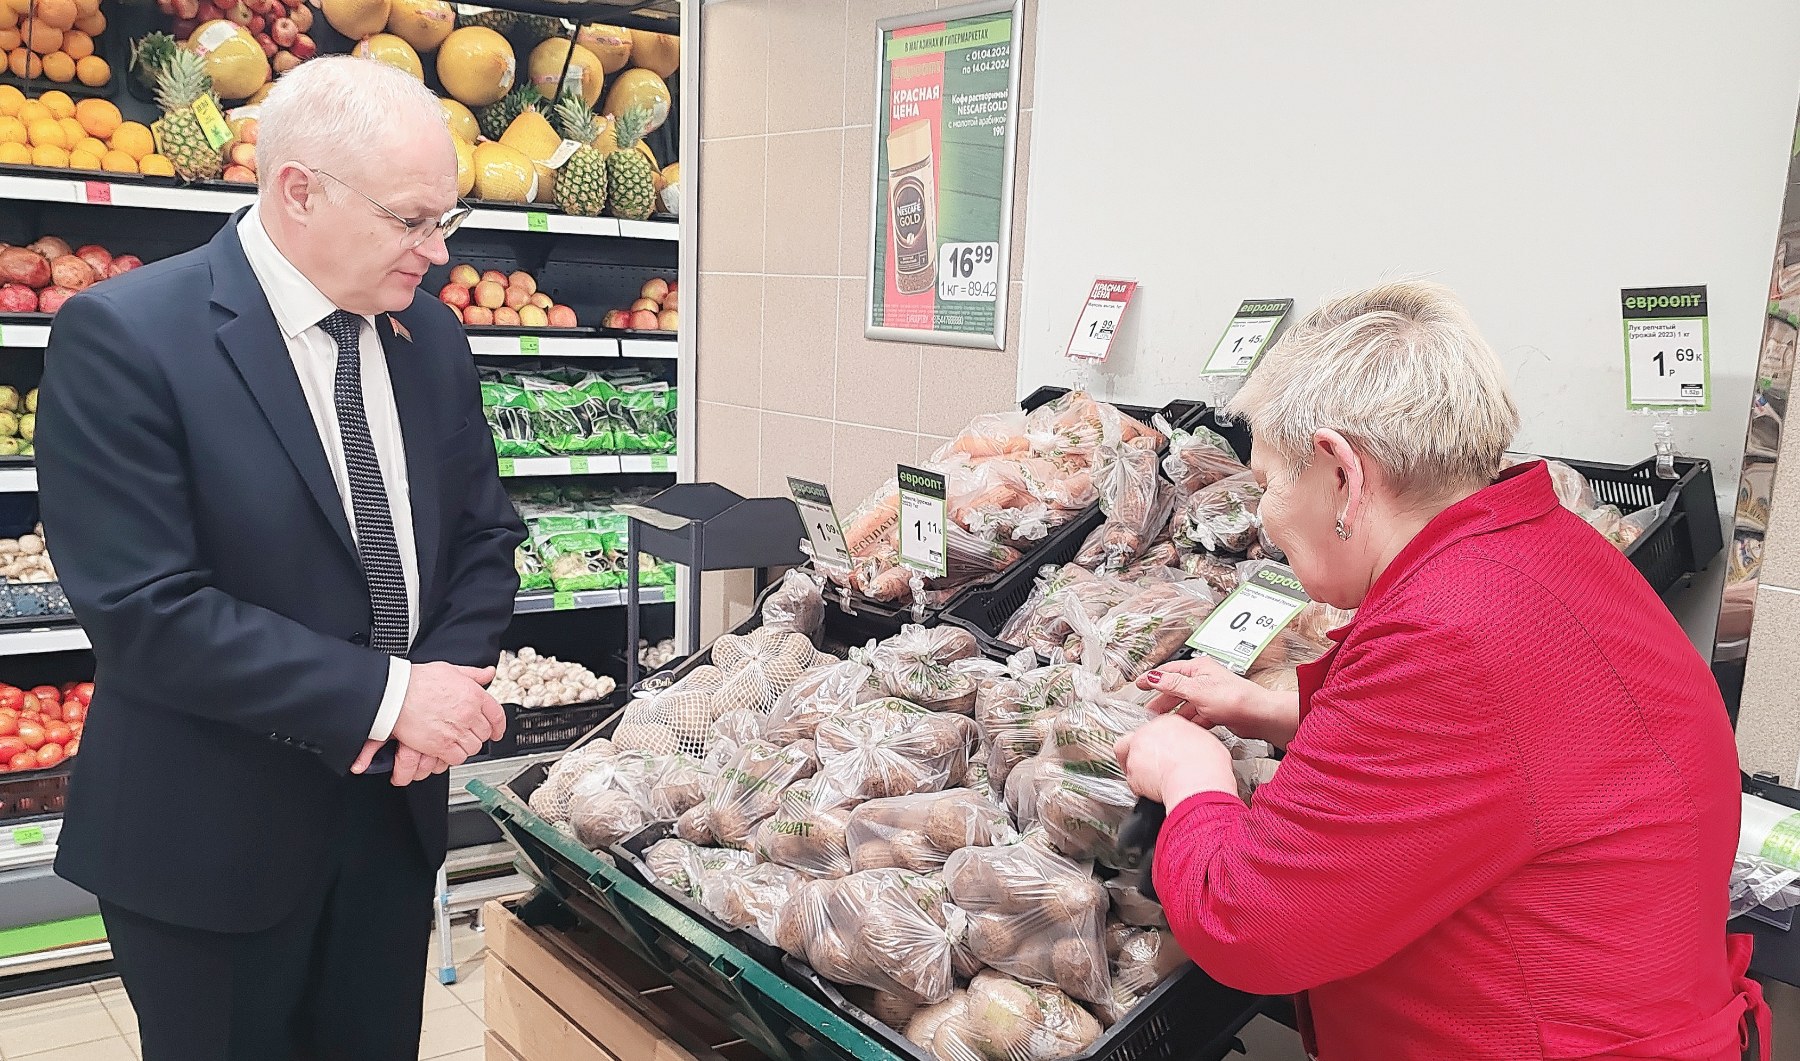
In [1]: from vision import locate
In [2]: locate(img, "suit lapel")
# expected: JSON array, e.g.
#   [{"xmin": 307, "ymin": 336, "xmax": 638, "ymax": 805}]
[
  {"xmin": 377, "ymin": 311, "xmax": 442, "ymax": 604},
  {"xmin": 208, "ymin": 216, "xmax": 357, "ymax": 560}
]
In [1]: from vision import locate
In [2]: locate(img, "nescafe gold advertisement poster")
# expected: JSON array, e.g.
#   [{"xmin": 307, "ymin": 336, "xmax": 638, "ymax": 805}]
[{"xmin": 866, "ymin": 1, "xmax": 1021, "ymax": 349}]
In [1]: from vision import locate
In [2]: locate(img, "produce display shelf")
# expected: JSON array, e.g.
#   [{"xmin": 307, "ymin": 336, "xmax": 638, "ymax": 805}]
[
  {"xmin": 0, "ymin": 627, "xmax": 89, "ymax": 657},
  {"xmin": 619, "ymin": 337, "xmax": 680, "ymax": 359},
  {"xmin": 497, "ymin": 454, "xmax": 677, "ymax": 477},
  {"xmin": 468, "ymin": 334, "xmax": 620, "ymax": 358},
  {"xmin": 0, "ymin": 469, "xmax": 35, "ymax": 494},
  {"xmin": 0, "ymin": 323, "xmax": 50, "ymax": 350},
  {"xmin": 0, "ymin": 173, "xmax": 681, "ymax": 240},
  {"xmin": 514, "ymin": 586, "xmax": 670, "ymax": 614},
  {"xmin": 0, "ymin": 817, "xmax": 62, "ymax": 874}
]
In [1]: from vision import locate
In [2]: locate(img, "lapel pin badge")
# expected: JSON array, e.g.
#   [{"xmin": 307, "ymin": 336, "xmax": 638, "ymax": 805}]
[{"xmin": 388, "ymin": 316, "xmax": 411, "ymax": 342}]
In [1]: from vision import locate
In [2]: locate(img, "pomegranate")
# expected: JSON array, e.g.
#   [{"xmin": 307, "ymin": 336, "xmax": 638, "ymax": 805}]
[
  {"xmin": 107, "ymin": 255, "xmax": 143, "ymax": 277},
  {"xmin": 0, "ymin": 285, "xmax": 37, "ymax": 313},
  {"xmin": 26, "ymin": 237, "xmax": 71, "ymax": 261},
  {"xmin": 74, "ymin": 244, "xmax": 111, "ymax": 277},
  {"xmin": 36, "ymin": 287, "xmax": 78, "ymax": 315},
  {"xmin": 0, "ymin": 248, "xmax": 50, "ymax": 289},
  {"xmin": 50, "ymin": 255, "xmax": 97, "ymax": 291}
]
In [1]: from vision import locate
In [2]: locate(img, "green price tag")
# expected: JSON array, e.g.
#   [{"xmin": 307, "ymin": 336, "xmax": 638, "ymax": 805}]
[
  {"xmin": 1186, "ymin": 562, "xmax": 1310, "ymax": 673},
  {"xmin": 498, "ymin": 457, "xmax": 516, "ymax": 476},
  {"xmin": 650, "ymin": 455, "xmax": 671, "ymax": 472},
  {"xmin": 519, "ymin": 335, "xmax": 540, "ymax": 354},
  {"xmin": 569, "ymin": 455, "xmax": 590, "ymax": 474},
  {"xmin": 0, "ymin": 325, "xmax": 7, "ymax": 344},
  {"xmin": 12, "ymin": 826, "xmax": 44, "ymax": 846},
  {"xmin": 191, "ymin": 95, "xmax": 234, "ymax": 151},
  {"xmin": 526, "ymin": 212, "xmax": 550, "ymax": 233},
  {"xmin": 552, "ymin": 591, "xmax": 576, "ymax": 611}
]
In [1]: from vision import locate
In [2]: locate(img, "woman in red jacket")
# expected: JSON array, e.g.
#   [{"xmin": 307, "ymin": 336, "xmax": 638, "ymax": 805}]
[{"xmin": 1115, "ymin": 281, "xmax": 1765, "ymax": 1061}]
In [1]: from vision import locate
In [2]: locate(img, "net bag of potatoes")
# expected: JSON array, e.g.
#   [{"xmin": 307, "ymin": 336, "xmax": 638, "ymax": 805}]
[
  {"xmin": 866, "ymin": 624, "xmax": 997, "ymax": 715},
  {"xmin": 753, "ymin": 777, "xmax": 857, "ymax": 879},
  {"xmin": 846, "ymin": 788, "xmax": 1019, "ymax": 874},
  {"xmin": 612, "ymin": 664, "xmax": 725, "ymax": 757},
  {"xmin": 761, "ymin": 658, "xmax": 880, "ymax": 745},
  {"xmin": 974, "ymin": 664, "xmax": 1080, "ymax": 793},
  {"xmin": 816, "ymin": 699, "xmax": 979, "ymax": 800},
  {"xmin": 943, "ymin": 840, "xmax": 1112, "ymax": 1005},
  {"xmin": 906, "ymin": 970, "xmax": 1104, "ymax": 1061},
  {"xmin": 697, "ymin": 739, "xmax": 819, "ymax": 849},
  {"xmin": 699, "ymin": 860, "xmax": 806, "ymax": 943},
  {"xmin": 1063, "ymin": 578, "xmax": 1218, "ymax": 689},
  {"xmin": 775, "ymin": 869, "xmax": 968, "ymax": 1004},
  {"xmin": 710, "ymin": 626, "xmax": 825, "ymax": 716}
]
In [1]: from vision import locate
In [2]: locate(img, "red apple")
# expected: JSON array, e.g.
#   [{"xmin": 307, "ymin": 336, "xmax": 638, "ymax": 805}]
[
  {"xmin": 74, "ymin": 244, "xmax": 111, "ymax": 276},
  {"xmin": 629, "ymin": 309, "xmax": 659, "ymax": 330},
  {"xmin": 438, "ymin": 283, "xmax": 471, "ymax": 309},
  {"xmin": 503, "ymin": 285, "xmax": 530, "ymax": 310},
  {"xmin": 473, "ymin": 280, "xmax": 505, "ymax": 310},
  {"xmin": 289, "ymin": 33, "xmax": 315, "ymax": 59},
  {"xmin": 223, "ymin": 0, "xmax": 253, "ymax": 25},
  {"xmin": 289, "ymin": 3, "xmax": 311, "ymax": 30},
  {"xmin": 36, "ymin": 287, "xmax": 77, "ymax": 315},
  {"xmin": 507, "ymin": 271, "xmax": 536, "ymax": 295},
  {"xmin": 0, "ymin": 285, "xmax": 36, "ymax": 313},
  {"xmin": 254, "ymin": 29, "xmax": 276, "ymax": 54},
  {"xmin": 662, "ymin": 285, "xmax": 678, "ymax": 311},
  {"xmin": 640, "ymin": 277, "xmax": 669, "ymax": 302},
  {"xmin": 270, "ymin": 16, "xmax": 297, "ymax": 45},
  {"xmin": 462, "ymin": 305, "xmax": 493, "ymax": 327},
  {"xmin": 449, "ymin": 264, "xmax": 479, "ymax": 287},
  {"xmin": 493, "ymin": 306, "xmax": 520, "ymax": 327},
  {"xmin": 527, "ymin": 291, "xmax": 552, "ymax": 310},
  {"xmin": 518, "ymin": 305, "xmax": 548, "ymax": 328},
  {"xmin": 657, "ymin": 309, "xmax": 678, "ymax": 331},
  {"xmin": 107, "ymin": 255, "xmax": 143, "ymax": 277},
  {"xmin": 601, "ymin": 309, "xmax": 629, "ymax": 330},
  {"xmin": 547, "ymin": 305, "xmax": 578, "ymax": 328},
  {"xmin": 480, "ymin": 270, "xmax": 507, "ymax": 286},
  {"xmin": 272, "ymin": 50, "xmax": 301, "ymax": 74},
  {"xmin": 629, "ymin": 297, "xmax": 659, "ymax": 313}
]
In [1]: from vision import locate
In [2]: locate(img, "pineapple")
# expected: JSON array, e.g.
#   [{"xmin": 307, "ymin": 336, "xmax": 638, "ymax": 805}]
[
  {"xmin": 457, "ymin": 5, "xmax": 561, "ymax": 40},
  {"xmin": 129, "ymin": 31, "xmax": 178, "ymax": 91},
  {"xmin": 477, "ymin": 86, "xmax": 547, "ymax": 142},
  {"xmin": 605, "ymin": 106, "xmax": 657, "ymax": 220},
  {"xmin": 551, "ymin": 94, "xmax": 607, "ymax": 218},
  {"xmin": 151, "ymin": 47, "xmax": 224, "ymax": 183}
]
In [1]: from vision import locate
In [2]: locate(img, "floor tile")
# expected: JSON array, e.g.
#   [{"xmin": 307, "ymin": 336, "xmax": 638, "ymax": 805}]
[
  {"xmin": 416, "ymin": 1004, "xmax": 485, "ymax": 1060},
  {"xmin": 0, "ymin": 992, "xmax": 119, "ymax": 1058},
  {"xmin": 93, "ymin": 986, "xmax": 134, "ymax": 1037},
  {"xmin": 0, "ymin": 986, "xmax": 95, "ymax": 1013},
  {"xmin": 422, "ymin": 975, "xmax": 463, "ymax": 1014},
  {"xmin": 434, "ymin": 1050, "xmax": 484, "ymax": 1061},
  {"xmin": 124, "ymin": 1034, "xmax": 139, "ymax": 1060},
  {"xmin": 445, "ymin": 960, "xmax": 484, "ymax": 1008},
  {"xmin": 8, "ymin": 1037, "xmax": 137, "ymax": 1061}
]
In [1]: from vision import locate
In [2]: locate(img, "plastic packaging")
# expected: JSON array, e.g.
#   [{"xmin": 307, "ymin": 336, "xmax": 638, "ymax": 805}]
[
  {"xmin": 943, "ymin": 841, "xmax": 1112, "ymax": 1004},
  {"xmin": 700, "ymin": 860, "xmax": 805, "ymax": 943},
  {"xmin": 1008, "ymin": 758, "xmax": 1139, "ymax": 865},
  {"xmin": 1162, "ymin": 424, "xmax": 1247, "ymax": 495},
  {"xmin": 753, "ymin": 777, "xmax": 856, "ymax": 879},
  {"xmin": 1179, "ymin": 551, "xmax": 1243, "ymax": 597},
  {"xmin": 762, "ymin": 567, "xmax": 826, "ymax": 643},
  {"xmin": 528, "ymin": 739, "xmax": 621, "ymax": 824},
  {"xmin": 762, "ymin": 658, "xmax": 879, "ymax": 744},
  {"xmin": 868, "ymin": 624, "xmax": 990, "ymax": 714},
  {"xmin": 974, "ymin": 664, "xmax": 1080, "ymax": 791},
  {"xmin": 1103, "ymin": 871, "xmax": 1167, "ymax": 928},
  {"xmin": 775, "ymin": 869, "xmax": 967, "ymax": 1005},
  {"xmin": 912, "ymin": 971, "xmax": 1104, "ymax": 1061},
  {"xmin": 846, "ymin": 788, "xmax": 1019, "ymax": 873},
  {"xmin": 816, "ymin": 699, "xmax": 979, "ymax": 800},
  {"xmin": 1065, "ymin": 579, "xmax": 1218, "ymax": 689},
  {"xmin": 1077, "ymin": 444, "xmax": 1168, "ymax": 572},
  {"xmin": 1171, "ymin": 471, "xmax": 1264, "ymax": 554},
  {"xmin": 646, "ymin": 754, "xmax": 713, "ymax": 821},
  {"xmin": 643, "ymin": 836, "xmax": 704, "ymax": 896},
  {"xmin": 711, "ymin": 627, "xmax": 821, "ymax": 716},
  {"xmin": 703, "ymin": 739, "xmax": 820, "ymax": 849},
  {"xmin": 930, "ymin": 411, "xmax": 1032, "ymax": 462}
]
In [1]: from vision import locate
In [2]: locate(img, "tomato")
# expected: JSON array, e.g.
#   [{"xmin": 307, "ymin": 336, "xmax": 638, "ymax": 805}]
[
  {"xmin": 59, "ymin": 682, "xmax": 74, "ymax": 697},
  {"xmin": 43, "ymin": 722, "xmax": 69, "ymax": 745},
  {"xmin": 30, "ymin": 685, "xmax": 59, "ymax": 704},
  {"xmin": 0, "ymin": 737, "xmax": 23, "ymax": 761},
  {"xmin": 64, "ymin": 738, "xmax": 77, "ymax": 758},
  {"xmin": 0, "ymin": 688, "xmax": 21, "ymax": 712},
  {"xmin": 16, "ymin": 720, "xmax": 44, "ymax": 750},
  {"xmin": 35, "ymin": 744, "xmax": 62, "ymax": 768},
  {"xmin": 62, "ymin": 702, "xmax": 84, "ymax": 723},
  {"xmin": 21, "ymin": 693, "xmax": 39, "ymax": 717},
  {"xmin": 74, "ymin": 682, "xmax": 93, "ymax": 703},
  {"xmin": 35, "ymin": 699, "xmax": 60, "ymax": 723},
  {"xmin": 8, "ymin": 752, "xmax": 34, "ymax": 771},
  {"xmin": 0, "ymin": 714, "xmax": 16, "ymax": 739},
  {"xmin": 67, "ymin": 720, "xmax": 81, "ymax": 737}
]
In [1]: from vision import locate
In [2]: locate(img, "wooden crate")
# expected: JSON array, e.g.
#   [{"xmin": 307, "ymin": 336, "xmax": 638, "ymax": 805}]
[{"xmin": 482, "ymin": 899, "xmax": 755, "ymax": 1061}]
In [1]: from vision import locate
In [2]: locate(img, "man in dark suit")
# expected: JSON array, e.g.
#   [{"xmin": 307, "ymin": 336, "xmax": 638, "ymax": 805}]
[{"xmin": 36, "ymin": 56, "xmax": 524, "ymax": 1060}]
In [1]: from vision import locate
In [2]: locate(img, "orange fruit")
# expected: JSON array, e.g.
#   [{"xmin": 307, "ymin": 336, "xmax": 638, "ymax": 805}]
[
  {"xmin": 73, "ymin": 97, "xmax": 115, "ymax": 138},
  {"xmin": 72, "ymin": 0, "xmax": 97, "ymax": 16},
  {"xmin": 0, "ymin": 4, "xmax": 13, "ymax": 30},
  {"xmin": 40, "ymin": 51, "xmax": 73, "ymax": 82},
  {"xmin": 56, "ymin": 115, "xmax": 81, "ymax": 144},
  {"xmin": 0, "ymin": 115, "xmax": 21, "ymax": 144},
  {"xmin": 71, "ymin": 9, "xmax": 99, "ymax": 35},
  {"xmin": 73, "ymin": 53, "xmax": 104, "ymax": 85},
  {"xmin": 37, "ymin": 89, "xmax": 72, "ymax": 118},
  {"xmin": 13, "ymin": 98, "xmax": 45, "ymax": 124},
  {"xmin": 0, "ymin": 85, "xmax": 20, "ymax": 115},
  {"xmin": 59, "ymin": 28, "xmax": 88, "ymax": 59},
  {"xmin": 99, "ymin": 149, "xmax": 135, "ymax": 173},
  {"xmin": 73, "ymin": 134, "xmax": 102, "ymax": 156},
  {"xmin": 30, "ymin": 143, "xmax": 67, "ymax": 167},
  {"xmin": 25, "ymin": 117, "xmax": 63, "ymax": 148},
  {"xmin": 138, "ymin": 153, "xmax": 174, "ymax": 178},
  {"xmin": 0, "ymin": 141, "xmax": 27, "ymax": 164},
  {"xmin": 7, "ymin": 49, "xmax": 40, "ymax": 79},
  {"xmin": 30, "ymin": 0, "xmax": 74, "ymax": 31},
  {"xmin": 110, "ymin": 120, "xmax": 152, "ymax": 160},
  {"xmin": 23, "ymin": 21, "xmax": 60, "ymax": 55},
  {"xmin": 0, "ymin": 28, "xmax": 18, "ymax": 50},
  {"xmin": 66, "ymin": 147, "xmax": 97, "ymax": 170}
]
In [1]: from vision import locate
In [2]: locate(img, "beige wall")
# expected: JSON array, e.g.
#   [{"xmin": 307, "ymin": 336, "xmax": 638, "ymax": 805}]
[{"xmin": 691, "ymin": 0, "xmax": 1036, "ymax": 636}]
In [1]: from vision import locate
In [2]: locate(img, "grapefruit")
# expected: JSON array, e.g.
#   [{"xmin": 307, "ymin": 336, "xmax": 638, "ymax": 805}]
[
  {"xmin": 436, "ymin": 26, "xmax": 513, "ymax": 106},
  {"xmin": 385, "ymin": 0, "xmax": 453, "ymax": 53}
]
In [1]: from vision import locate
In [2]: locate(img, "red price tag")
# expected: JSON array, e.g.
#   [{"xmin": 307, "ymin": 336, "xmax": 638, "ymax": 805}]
[
  {"xmin": 82, "ymin": 181, "xmax": 112, "ymax": 205},
  {"xmin": 1063, "ymin": 278, "xmax": 1137, "ymax": 362}
]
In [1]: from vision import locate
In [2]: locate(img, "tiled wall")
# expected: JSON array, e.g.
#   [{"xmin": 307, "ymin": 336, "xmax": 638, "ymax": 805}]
[
  {"xmin": 691, "ymin": 0, "xmax": 1036, "ymax": 635},
  {"xmin": 1737, "ymin": 409, "xmax": 1800, "ymax": 780}
]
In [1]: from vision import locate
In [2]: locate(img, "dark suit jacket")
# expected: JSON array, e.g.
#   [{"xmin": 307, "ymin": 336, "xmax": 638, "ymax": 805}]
[{"xmin": 37, "ymin": 213, "xmax": 524, "ymax": 933}]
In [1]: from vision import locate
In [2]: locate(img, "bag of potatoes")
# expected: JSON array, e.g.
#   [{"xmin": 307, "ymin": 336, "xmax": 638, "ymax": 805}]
[
  {"xmin": 775, "ymin": 869, "xmax": 967, "ymax": 1004},
  {"xmin": 753, "ymin": 777, "xmax": 856, "ymax": 878},
  {"xmin": 760, "ymin": 567, "xmax": 826, "ymax": 644},
  {"xmin": 847, "ymin": 788, "xmax": 1019, "ymax": 873},
  {"xmin": 527, "ymin": 738, "xmax": 619, "ymax": 824},
  {"xmin": 906, "ymin": 970, "xmax": 1103, "ymax": 1060},
  {"xmin": 866, "ymin": 624, "xmax": 992, "ymax": 714},
  {"xmin": 701, "ymin": 739, "xmax": 819, "ymax": 848},
  {"xmin": 816, "ymin": 699, "xmax": 978, "ymax": 800},
  {"xmin": 1062, "ymin": 578, "xmax": 1217, "ymax": 689},
  {"xmin": 1006, "ymin": 756, "xmax": 1138, "ymax": 866},
  {"xmin": 762, "ymin": 658, "xmax": 880, "ymax": 745},
  {"xmin": 974, "ymin": 664, "xmax": 1080, "ymax": 793},
  {"xmin": 699, "ymin": 860, "xmax": 805, "ymax": 943},
  {"xmin": 565, "ymin": 750, "xmax": 672, "ymax": 851},
  {"xmin": 711, "ymin": 627, "xmax": 826, "ymax": 717},
  {"xmin": 943, "ymin": 839, "xmax": 1111, "ymax": 1005}
]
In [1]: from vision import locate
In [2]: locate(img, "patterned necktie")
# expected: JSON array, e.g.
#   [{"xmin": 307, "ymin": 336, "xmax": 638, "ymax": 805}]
[{"xmin": 318, "ymin": 310, "xmax": 410, "ymax": 656}]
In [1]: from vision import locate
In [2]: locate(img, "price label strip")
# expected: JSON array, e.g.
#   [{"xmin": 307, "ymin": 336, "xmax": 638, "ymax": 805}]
[
  {"xmin": 788, "ymin": 477, "xmax": 853, "ymax": 570},
  {"xmin": 938, "ymin": 241, "xmax": 1000, "ymax": 302},
  {"xmin": 1622, "ymin": 286, "xmax": 1710, "ymax": 410},
  {"xmin": 1202, "ymin": 299, "xmax": 1293, "ymax": 375},
  {"xmin": 1185, "ymin": 562, "xmax": 1310, "ymax": 673},
  {"xmin": 897, "ymin": 464, "xmax": 948, "ymax": 578},
  {"xmin": 1063, "ymin": 278, "xmax": 1138, "ymax": 362}
]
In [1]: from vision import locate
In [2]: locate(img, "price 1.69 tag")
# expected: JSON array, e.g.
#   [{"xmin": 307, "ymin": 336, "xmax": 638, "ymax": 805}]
[
  {"xmin": 1186, "ymin": 562, "xmax": 1310, "ymax": 673},
  {"xmin": 1622, "ymin": 286, "xmax": 1710, "ymax": 410},
  {"xmin": 897, "ymin": 464, "xmax": 948, "ymax": 578},
  {"xmin": 788, "ymin": 477, "xmax": 852, "ymax": 570},
  {"xmin": 1202, "ymin": 299, "xmax": 1293, "ymax": 375},
  {"xmin": 938, "ymin": 242, "xmax": 1000, "ymax": 303}
]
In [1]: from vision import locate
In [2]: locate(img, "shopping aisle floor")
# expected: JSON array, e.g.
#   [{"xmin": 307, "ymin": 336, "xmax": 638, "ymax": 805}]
[{"xmin": 0, "ymin": 917, "xmax": 1308, "ymax": 1060}]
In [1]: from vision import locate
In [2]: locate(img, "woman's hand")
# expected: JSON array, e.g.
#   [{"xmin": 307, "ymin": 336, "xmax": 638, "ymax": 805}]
[
  {"xmin": 1115, "ymin": 714, "xmax": 1236, "ymax": 808},
  {"xmin": 1138, "ymin": 658, "xmax": 1301, "ymax": 747}
]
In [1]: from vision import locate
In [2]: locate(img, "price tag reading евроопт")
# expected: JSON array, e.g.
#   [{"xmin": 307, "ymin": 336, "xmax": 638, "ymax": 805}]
[
  {"xmin": 1186, "ymin": 562, "xmax": 1311, "ymax": 673},
  {"xmin": 1063, "ymin": 279, "xmax": 1137, "ymax": 361},
  {"xmin": 1202, "ymin": 299, "xmax": 1293, "ymax": 375},
  {"xmin": 897, "ymin": 464, "xmax": 948, "ymax": 578},
  {"xmin": 787, "ymin": 477, "xmax": 853, "ymax": 570},
  {"xmin": 1622, "ymin": 286, "xmax": 1710, "ymax": 410}
]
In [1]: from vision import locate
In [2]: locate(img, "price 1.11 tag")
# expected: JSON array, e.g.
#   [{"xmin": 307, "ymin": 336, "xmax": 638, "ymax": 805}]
[
  {"xmin": 1186, "ymin": 562, "xmax": 1310, "ymax": 673},
  {"xmin": 1202, "ymin": 299, "xmax": 1293, "ymax": 375},
  {"xmin": 788, "ymin": 477, "xmax": 852, "ymax": 570},
  {"xmin": 1622, "ymin": 286, "xmax": 1710, "ymax": 410},
  {"xmin": 897, "ymin": 464, "xmax": 948, "ymax": 578},
  {"xmin": 1063, "ymin": 278, "xmax": 1137, "ymax": 362}
]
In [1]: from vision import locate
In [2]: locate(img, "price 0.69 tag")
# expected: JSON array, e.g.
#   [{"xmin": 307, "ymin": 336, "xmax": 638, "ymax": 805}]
[
  {"xmin": 1186, "ymin": 562, "xmax": 1310, "ymax": 673},
  {"xmin": 788, "ymin": 477, "xmax": 852, "ymax": 570},
  {"xmin": 897, "ymin": 465, "xmax": 948, "ymax": 578},
  {"xmin": 1202, "ymin": 299, "xmax": 1293, "ymax": 375}
]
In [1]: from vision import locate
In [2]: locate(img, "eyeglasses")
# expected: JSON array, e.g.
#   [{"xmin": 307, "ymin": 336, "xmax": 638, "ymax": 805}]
[{"xmin": 311, "ymin": 167, "xmax": 471, "ymax": 249}]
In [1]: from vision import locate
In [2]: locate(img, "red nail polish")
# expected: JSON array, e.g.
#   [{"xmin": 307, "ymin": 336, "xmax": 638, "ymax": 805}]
[{"xmin": 1145, "ymin": 670, "xmax": 1163, "ymax": 684}]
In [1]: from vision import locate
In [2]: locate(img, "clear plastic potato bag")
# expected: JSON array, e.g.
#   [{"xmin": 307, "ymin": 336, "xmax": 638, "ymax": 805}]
[
  {"xmin": 775, "ymin": 869, "xmax": 967, "ymax": 1005},
  {"xmin": 1171, "ymin": 470, "xmax": 1265, "ymax": 554},
  {"xmin": 1162, "ymin": 424, "xmax": 1248, "ymax": 496},
  {"xmin": 1025, "ymin": 575, "xmax": 1137, "ymax": 663},
  {"xmin": 762, "ymin": 567, "xmax": 826, "ymax": 643},
  {"xmin": 528, "ymin": 738, "xmax": 620, "ymax": 824},
  {"xmin": 943, "ymin": 841, "xmax": 1112, "ymax": 1005},
  {"xmin": 846, "ymin": 788, "xmax": 1019, "ymax": 874},
  {"xmin": 909, "ymin": 970, "xmax": 1104, "ymax": 1061},
  {"xmin": 974, "ymin": 664, "xmax": 1080, "ymax": 791},
  {"xmin": 1007, "ymin": 757, "xmax": 1139, "ymax": 865},
  {"xmin": 704, "ymin": 739, "xmax": 819, "ymax": 849},
  {"xmin": 762, "ymin": 658, "xmax": 879, "ymax": 745},
  {"xmin": 647, "ymin": 753, "xmax": 713, "ymax": 821},
  {"xmin": 868, "ymin": 624, "xmax": 990, "ymax": 714},
  {"xmin": 816, "ymin": 699, "xmax": 979, "ymax": 800},
  {"xmin": 753, "ymin": 777, "xmax": 856, "ymax": 879},
  {"xmin": 1064, "ymin": 579, "xmax": 1218, "ymax": 689},
  {"xmin": 700, "ymin": 861, "xmax": 805, "ymax": 943}
]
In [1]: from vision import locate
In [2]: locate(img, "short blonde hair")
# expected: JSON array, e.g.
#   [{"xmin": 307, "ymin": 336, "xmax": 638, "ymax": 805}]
[{"xmin": 1227, "ymin": 281, "xmax": 1520, "ymax": 495}]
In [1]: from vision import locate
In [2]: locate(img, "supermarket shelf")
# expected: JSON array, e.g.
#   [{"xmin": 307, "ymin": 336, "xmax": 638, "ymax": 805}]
[
  {"xmin": 0, "ymin": 323, "xmax": 50, "ymax": 349},
  {"xmin": 0, "ymin": 468, "xmax": 35, "ymax": 493},
  {"xmin": 448, "ymin": 750, "xmax": 561, "ymax": 810},
  {"xmin": 0, "ymin": 174, "xmax": 680, "ymax": 240},
  {"xmin": 514, "ymin": 586, "xmax": 669, "ymax": 614},
  {"xmin": 467, "ymin": 334, "xmax": 620, "ymax": 358},
  {"xmin": 0, "ymin": 817, "xmax": 61, "ymax": 874},
  {"xmin": 0, "ymin": 627, "xmax": 88, "ymax": 657},
  {"xmin": 619, "ymin": 337, "xmax": 679, "ymax": 359},
  {"xmin": 497, "ymin": 454, "xmax": 676, "ymax": 477},
  {"xmin": 444, "ymin": 872, "xmax": 531, "ymax": 917}
]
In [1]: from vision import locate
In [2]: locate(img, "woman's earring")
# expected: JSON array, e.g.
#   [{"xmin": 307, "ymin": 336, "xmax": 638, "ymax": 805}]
[{"xmin": 1335, "ymin": 517, "xmax": 1351, "ymax": 541}]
